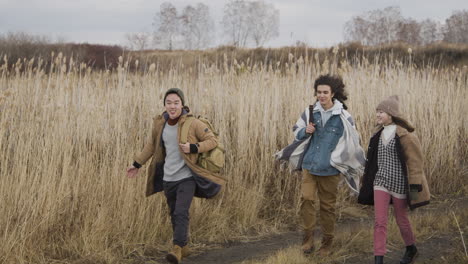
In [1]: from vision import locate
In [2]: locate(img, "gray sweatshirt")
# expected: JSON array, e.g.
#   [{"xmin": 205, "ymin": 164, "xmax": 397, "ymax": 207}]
[{"xmin": 162, "ymin": 123, "xmax": 193, "ymax": 182}]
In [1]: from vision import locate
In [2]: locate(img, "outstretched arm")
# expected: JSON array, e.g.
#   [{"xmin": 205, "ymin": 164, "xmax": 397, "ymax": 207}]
[{"xmin": 127, "ymin": 119, "xmax": 157, "ymax": 177}]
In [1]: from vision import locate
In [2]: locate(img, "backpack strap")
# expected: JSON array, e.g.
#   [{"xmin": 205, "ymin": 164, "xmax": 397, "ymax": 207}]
[{"xmin": 180, "ymin": 116, "xmax": 196, "ymax": 143}]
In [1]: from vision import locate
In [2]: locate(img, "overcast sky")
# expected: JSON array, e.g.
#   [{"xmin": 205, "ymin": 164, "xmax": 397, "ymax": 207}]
[{"xmin": 0, "ymin": 0, "xmax": 466, "ymax": 48}]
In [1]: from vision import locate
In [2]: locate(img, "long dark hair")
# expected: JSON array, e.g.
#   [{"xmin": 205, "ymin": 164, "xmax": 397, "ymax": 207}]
[
  {"xmin": 393, "ymin": 116, "xmax": 415, "ymax": 132},
  {"xmin": 313, "ymin": 74, "xmax": 348, "ymax": 110}
]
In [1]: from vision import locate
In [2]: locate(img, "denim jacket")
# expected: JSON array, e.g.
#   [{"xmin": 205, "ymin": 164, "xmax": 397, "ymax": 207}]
[{"xmin": 296, "ymin": 111, "xmax": 344, "ymax": 176}]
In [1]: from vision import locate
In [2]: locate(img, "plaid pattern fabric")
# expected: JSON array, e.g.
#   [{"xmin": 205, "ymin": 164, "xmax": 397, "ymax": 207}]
[
  {"xmin": 374, "ymin": 137, "xmax": 406, "ymax": 194},
  {"xmin": 275, "ymin": 102, "xmax": 365, "ymax": 194}
]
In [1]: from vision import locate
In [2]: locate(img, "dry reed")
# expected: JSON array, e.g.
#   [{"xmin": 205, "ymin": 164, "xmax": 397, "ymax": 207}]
[{"xmin": 0, "ymin": 50, "xmax": 466, "ymax": 263}]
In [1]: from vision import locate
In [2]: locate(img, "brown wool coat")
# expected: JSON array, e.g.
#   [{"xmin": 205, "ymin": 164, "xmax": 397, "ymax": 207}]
[
  {"xmin": 134, "ymin": 113, "xmax": 227, "ymax": 197},
  {"xmin": 395, "ymin": 126, "xmax": 431, "ymax": 208},
  {"xmin": 358, "ymin": 125, "xmax": 431, "ymax": 209}
]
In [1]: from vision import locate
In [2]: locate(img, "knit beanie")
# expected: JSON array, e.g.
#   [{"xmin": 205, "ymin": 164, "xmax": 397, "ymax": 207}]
[
  {"xmin": 164, "ymin": 88, "xmax": 185, "ymax": 106},
  {"xmin": 376, "ymin": 95, "xmax": 415, "ymax": 132},
  {"xmin": 376, "ymin": 95, "xmax": 400, "ymax": 117}
]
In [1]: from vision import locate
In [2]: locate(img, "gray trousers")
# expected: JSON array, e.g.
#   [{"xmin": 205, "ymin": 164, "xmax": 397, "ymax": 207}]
[{"xmin": 163, "ymin": 177, "xmax": 196, "ymax": 247}]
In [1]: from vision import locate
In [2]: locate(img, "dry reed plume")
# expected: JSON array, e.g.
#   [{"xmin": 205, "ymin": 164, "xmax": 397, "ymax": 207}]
[{"xmin": 0, "ymin": 51, "xmax": 466, "ymax": 263}]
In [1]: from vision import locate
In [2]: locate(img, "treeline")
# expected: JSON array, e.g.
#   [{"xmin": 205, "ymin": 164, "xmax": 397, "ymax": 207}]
[
  {"xmin": 130, "ymin": 4, "xmax": 468, "ymax": 51},
  {"xmin": 345, "ymin": 7, "xmax": 468, "ymax": 46},
  {"xmin": 127, "ymin": 0, "xmax": 279, "ymax": 50},
  {"xmin": 135, "ymin": 43, "xmax": 468, "ymax": 73},
  {"xmin": 1, "ymin": 35, "xmax": 467, "ymax": 72},
  {"xmin": 0, "ymin": 32, "xmax": 123, "ymax": 70}
]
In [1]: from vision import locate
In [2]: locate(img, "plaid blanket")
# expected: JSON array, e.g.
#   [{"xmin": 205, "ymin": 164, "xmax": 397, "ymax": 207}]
[{"xmin": 275, "ymin": 104, "xmax": 366, "ymax": 194}]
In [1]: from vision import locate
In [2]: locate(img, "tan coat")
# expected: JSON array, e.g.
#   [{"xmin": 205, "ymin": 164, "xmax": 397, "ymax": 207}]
[
  {"xmin": 358, "ymin": 125, "xmax": 430, "ymax": 209},
  {"xmin": 134, "ymin": 112, "xmax": 226, "ymax": 197},
  {"xmin": 396, "ymin": 126, "xmax": 431, "ymax": 209}
]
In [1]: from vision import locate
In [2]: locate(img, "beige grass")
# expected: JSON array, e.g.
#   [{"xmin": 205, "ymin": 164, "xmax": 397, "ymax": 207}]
[{"xmin": 0, "ymin": 51, "xmax": 466, "ymax": 263}]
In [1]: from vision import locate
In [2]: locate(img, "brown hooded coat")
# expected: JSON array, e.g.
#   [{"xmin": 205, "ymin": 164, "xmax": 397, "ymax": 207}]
[{"xmin": 134, "ymin": 112, "xmax": 226, "ymax": 198}]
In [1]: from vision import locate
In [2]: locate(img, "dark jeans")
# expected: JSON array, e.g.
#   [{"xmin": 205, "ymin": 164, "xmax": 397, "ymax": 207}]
[{"xmin": 163, "ymin": 177, "xmax": 196, "ymax": 247}]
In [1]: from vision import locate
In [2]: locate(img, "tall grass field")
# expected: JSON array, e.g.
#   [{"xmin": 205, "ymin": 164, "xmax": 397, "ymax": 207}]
[{"xmin": 0, "ymin": 51, "xmax": 466, "ymax": 263}]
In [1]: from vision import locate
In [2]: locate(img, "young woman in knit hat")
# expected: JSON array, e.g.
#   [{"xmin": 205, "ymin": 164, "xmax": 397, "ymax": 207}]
[
  {"xmin": 126, "ymin": 88, "xmax": 225, "ymax": 264},
  {"xmin": 358, "ymin": 95, "xmax": 430, "ymax": 264}
]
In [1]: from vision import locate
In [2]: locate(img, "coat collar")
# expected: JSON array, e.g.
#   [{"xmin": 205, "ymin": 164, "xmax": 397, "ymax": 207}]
[
  {"xmin": 161, "ymin": 108, "xmax": 190, "ymax": 121},
  {"xmin": 372, "ymin": 124, "xmax": 409, "ymax": 137},
  {"xmin": 395, "ymin": 125, "xmax": 410, "ymax": 137}
]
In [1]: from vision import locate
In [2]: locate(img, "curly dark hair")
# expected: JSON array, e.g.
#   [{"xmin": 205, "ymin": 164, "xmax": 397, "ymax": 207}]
[{"xmin": 313, "ymin": 74, "xmax": 348, "ymax": 110}]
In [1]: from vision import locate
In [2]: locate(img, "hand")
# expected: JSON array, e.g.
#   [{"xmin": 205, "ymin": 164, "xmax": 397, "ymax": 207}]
[
  {"xmin": 127, "ymin": 165, "xmax": 139, "ymax": 178},
  {"xmin": 306, "ymin": 123, "xmax": 316, "ymax": 134},
  {"xmin": 179, "ymin": 142, "xmax": 190, "ymax": 153}
]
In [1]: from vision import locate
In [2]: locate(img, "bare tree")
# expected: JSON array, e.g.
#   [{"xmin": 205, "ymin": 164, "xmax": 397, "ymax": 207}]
[
  {"xmin": 248, "ymin": 0, "xmax": 279, "ymax": 47},
  {"xmin": 0, "ymin": 31, "xmax": 50, "ymax": 45},
  {"xmin": 55, "ymin": 34, "xmax": 68, "ymax": 44},
  {"xmin": 0, "ymin": 31, "xmax": 58, "ymax": 65},
  {"xmin": 344, "ymin": 16, "xmax": 371, "ymax": 44},
  {"xmin": 222, "ymin": 0, "xmax": 250, "ymax": 47},
  {"xmin": 222, "ymin": 0, "xmax": 280, "ymax": 47},
  {"xmin": 344, "ymin": 6, "xmax": 468, "ymax": 46},
  {"xmin": 344, "ymin": 6, "xmax": 404, "ymax": 45},
  {"xmin": 397, "ymin": 18, "xmax": 422, "ymax": 45},
  {"xmin": 419, "ymin": 19, "xmax": 443, "ymax": 45},
  {"xmin": 153, "ymin": 2, "xmax": 181, "ymax": 50},
  {"xmin": 125, "ymin": 32, "xmax": 151, "ymax": 50},
  {"xmin": 443, "ymin": 10, "xmax": 468, "ymax": 44},
  {"xmin": 180, "ymin": 3, "xmax": 215, "ymax": 50},
  {"xmin": 370, "ymin": 6, "xmax": 403, "ymax": 44}
]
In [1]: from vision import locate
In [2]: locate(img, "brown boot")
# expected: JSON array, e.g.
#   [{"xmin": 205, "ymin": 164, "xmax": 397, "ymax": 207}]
[
  {"xmin": 318, "ymin": 236, "xmax": 333, "ymax": 257},
  {"xmin": 181, "ymin": 245, "xmax": 191, "ymax": 257},
  {"xmin": 166, "ymin": 245, "xmax": 182, "ymax": 264},
  {"xmin": 301, "ymin": 230, "xmax": 315, "ymax": 254}
]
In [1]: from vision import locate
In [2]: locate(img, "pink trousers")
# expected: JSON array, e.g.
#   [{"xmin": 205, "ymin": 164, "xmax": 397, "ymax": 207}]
[{"xmin": 374, "ymin": 190, "xmax": 415, "ymax": 256}]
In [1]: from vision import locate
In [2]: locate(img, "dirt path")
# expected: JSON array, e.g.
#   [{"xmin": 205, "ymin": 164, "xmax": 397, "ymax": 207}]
[
  {"xmin": 182, "ymin": 231, "xmax": 301, "ymax": 264},
  {"xmin": 343, "ymin": 233, "xmax": 462, "ymax": 264},
  {"xmin": 151, "ymin": 196, "xmax": 467, "ymax": 264},
  {"xmin": 180, "ymin": 221, "xmax": 372, "ymax": 264}
]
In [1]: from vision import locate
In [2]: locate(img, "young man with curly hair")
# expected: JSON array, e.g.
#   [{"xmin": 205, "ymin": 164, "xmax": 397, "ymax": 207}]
[{"xmin": 290, "ymin": 75, "xmax": 363, "ymax": 256}]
